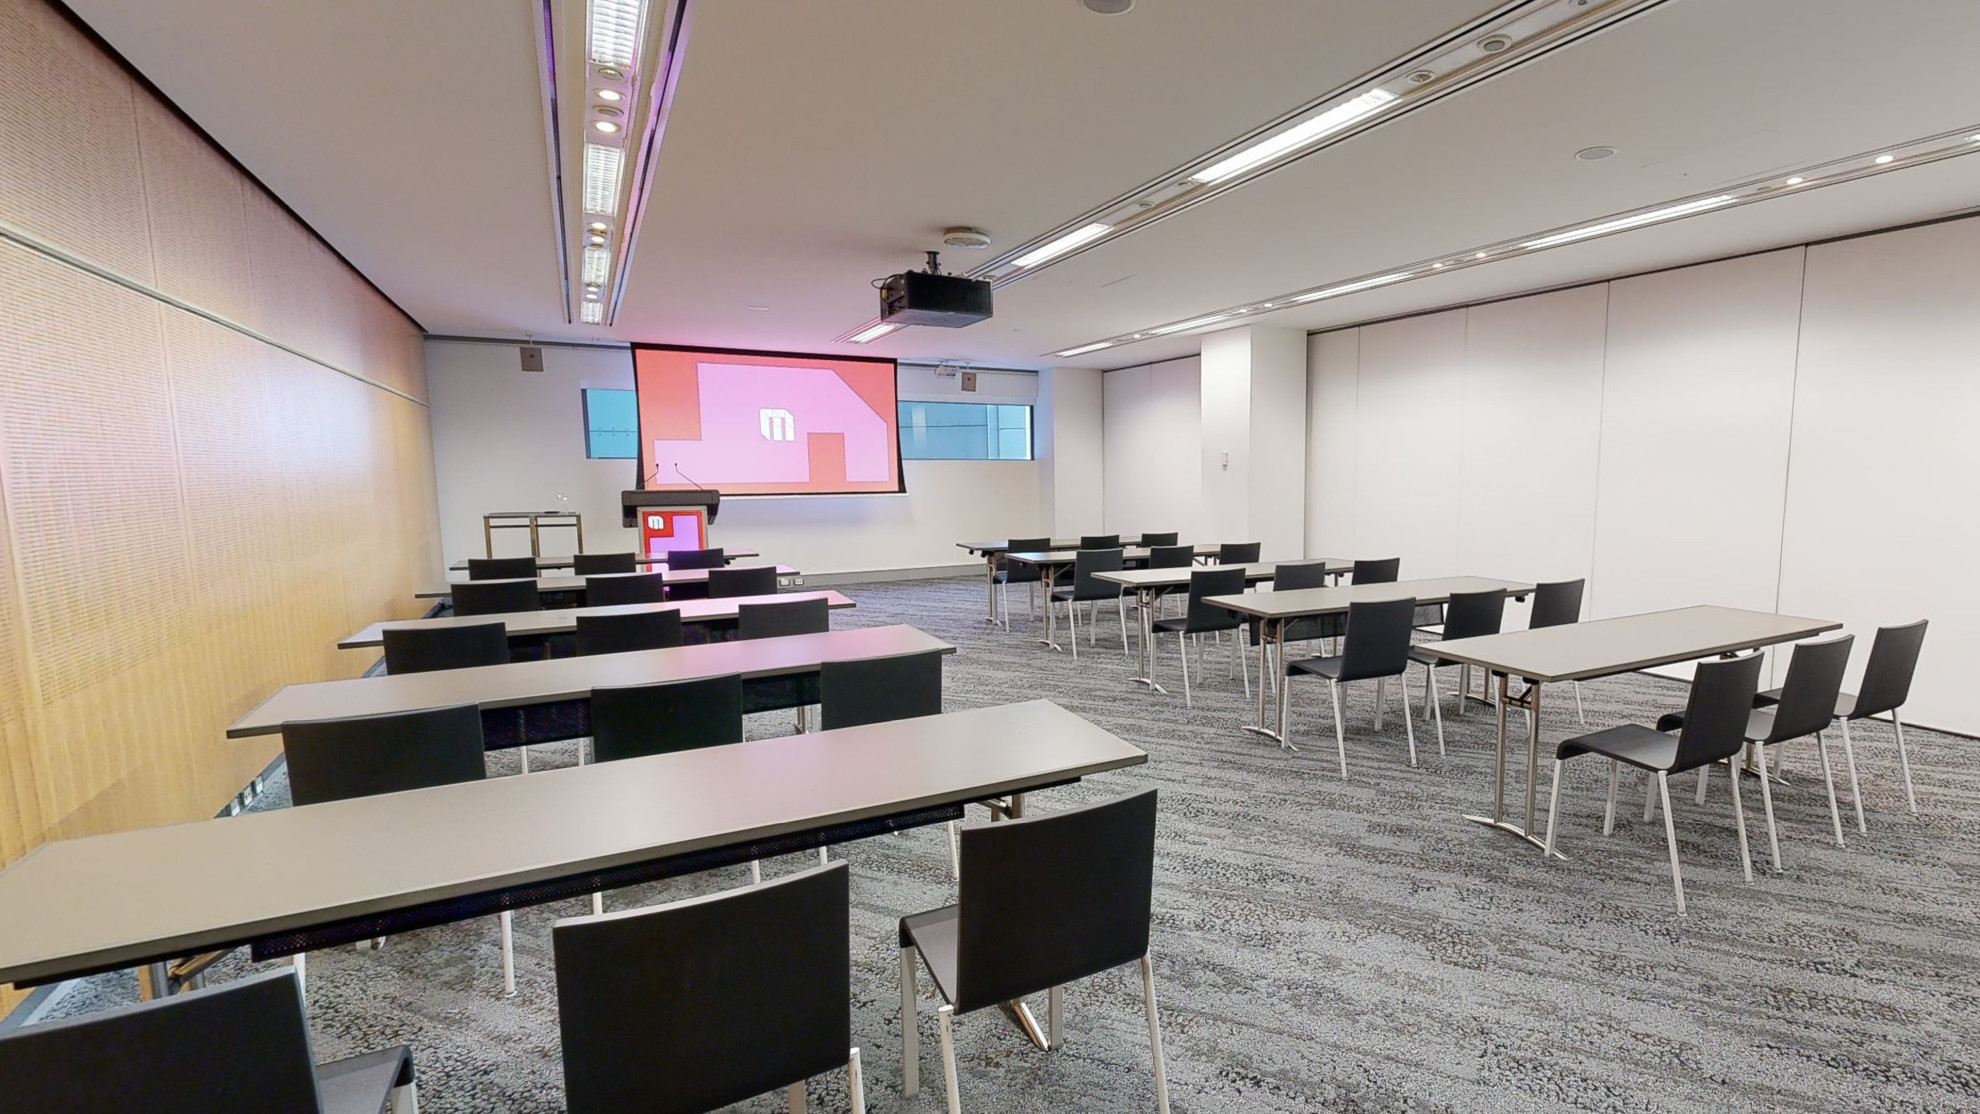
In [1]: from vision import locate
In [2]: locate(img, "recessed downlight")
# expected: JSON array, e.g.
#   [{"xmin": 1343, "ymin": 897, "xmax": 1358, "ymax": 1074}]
[
  {"xmin": 1785, "ymin": 176, "xmax": 1805, "ymax": 185},
  {"xmin": 1874, "ymin": 153, "xmax": 1895, "ymax": 164},
  {"xmin": 597, "ymin": 66, "xmax": 625, "ymax": 81},
  {"xmin": 1406, "ymin": 69, "xmax": 1435, "ymax": 84},
  {"xmin": 1474, "ymin": 251, "xmax": 1488, "ymax": 259},
  {"xmin": 595, "ymin": 104, "xmax": 624, "ymax": 118},
  {"xmin": 1478, "ymin": 34, "xmax": 1513, "ymax": 53},
  {"xmin": 587, "ymin": 221, "xmax": 609, "ymax": 232},
  {"xmin": 1575, "ymin": 146, "xmax": 1617, "ymax": 161},
  {"xmin": 1080, "ymin": 0, "xmax": 1135, "ymax": 13},
  {"xmin": 596, "ymin": 88, "xmax": 623, "ymax": 102},
  {"xmin": 747, "ymin": 305, "xmax": 771, "ymax": 312},
  {"xmin": 587, "ymin": 234, "xmax": 606, "ymax": 246},
  {"xmin": 594, "ymin": 120, "xmax": 620, "ymax": 134}
]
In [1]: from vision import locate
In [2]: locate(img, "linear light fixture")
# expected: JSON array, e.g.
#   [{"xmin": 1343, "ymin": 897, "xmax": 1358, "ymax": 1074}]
[
  {"xmin": 839, "ymin": 319, "xmax": 901, "ymax": 344},
  {"xmin": 1291, "ymin": 271, "xmax": 1410, "ymax": 303},
  {"xmin": 588, "ymin": 0, "xmax": 643, "ymax": 68},
  {"xmin": 1012, "ymin": 223, "xmax": 1112, "ymax": 269},
  {"xmin": 582, "ymin": 143, "xmax": 623, "ymax": 214},
  {"xmin": 1520, "ymin": 195, "xmax": 1735, "ymax": 250},
  {"xmin": 582, "ymin": 246, "xmax": 611, "ymax": 285},
  {"xmin": 580, "ymin": 301, "xmax": 605, "ymax": 324},
  {"xmin": 1054, "ymin": 341, "xmax": 1114, "ymax": 357},
  {"xmin": 1148, "ymin": 313, "xmax": 1232, "ymax": 337},
  {"xmin": 1193, "ymin": 90, "xmax": 1397, "ymax": 184}
]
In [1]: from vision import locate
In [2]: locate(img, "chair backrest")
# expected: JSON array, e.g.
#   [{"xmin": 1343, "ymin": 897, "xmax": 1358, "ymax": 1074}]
[
  {"xmin": 738, "ymin": 597, "xmax": 830, "ymax": 641},
  {"xmin": 1337, "ymin": 597, "xmax": 1418, "ymax": 681},
  {"xmin": 819, "ymin": 649, "xmax": 944, "ymax": 730},
  {"xmin": 451, "ymin": 578, "xmax": 542, "ymax": 616},
  {"xmin": 554, "ymin": 863, "xmax": 850, "ymax": 1114},
  {"xmin": 1270, "ymin": 561, "xmax": 1333, "ymax": 592},
  {"xmin": 1350, "ymin": 557, "xmax": 1400, "ymax": 584},
  {"xmin": 1217, "ymin": 542, "xmax": 1262, "ymax": 565},
  {"xmin": 666, "ymin": 547, "xmax": 726, "ymax": 571},
  {"xmin": 1672, "ymin": 652, "xmax": 1765, "ymax": 771},
  {"xmin": 952, "ymin": 790, "xmax": 1156, "ymax": 1013},
  {"xmin": 383, "ymin": 622, "xmax": 509, "ymax": 674},
  {"xmin": 1852, "ymin": 619, "xmax": 1928, "ymax": 719},
  {"xmin": 468, "ymin": 556, "xmax": 539, "ymax": 581},
  {"xmin": 0, "ymin": 970, "xmax": 327, "ymax": 1114},
  {"xmin": 707, "ymin": 566, "xmax": 778, "ymax": 599},
  {"xmin": 1768, "ymin": 634, "xmax": 1854, "ymax": 743},
  {"xmin": 589, "ymin": 675, "xmax": 744, "ymax": 763},
  {"xmin": 571, "ymin": 552, "xmax": 638, "ymax": 576},
  {"xmin": 999, "ymin": 537, "xmax": 1050, "ymax": 582},
  {"xmin": 1147, "ymin": 544, "xmax": 1195, "ymax": 569},
  {"xmin": 281, "ymin": 704, "xmax": 486, "ymax": 807},
  {"xmin": 1442, "ymin": 589, "xmax": 1508, "ymax": 641},
  {"xmin": 1529, "ymin": 578, "xmax": 1585, "ymax": 629},
  {"xmin": 586, "ymin": 573, "xmax": 670, "ymax": 607},
  {"xmin": 1068, "ymin": 547, "xmax": 1125, "ymax": 600},
  {"xmin": 575, "ymin": 609, "xmax": 683, "ymax": 656},
  {"xmin": 1079, "ymin": 534, "xmax": 1119, "ymax": 550},
  {"xmin": 1137, "ymin": 531, "xmax": 1179, "ymax": 547},
  {"xmin": 1182, "ymin": 566, "xmax": 1247, "ymax": 631}
]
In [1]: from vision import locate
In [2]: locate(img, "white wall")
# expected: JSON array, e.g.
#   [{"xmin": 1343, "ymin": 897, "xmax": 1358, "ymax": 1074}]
[
  {"xmin": 426, "ymin": 340, "xmax": 1046, "ymax": 576},
  {"xmin": 1301, "ymin": 219, "xmax": 1980, "ymax": 735},
  {"xmin": 1102, "ymin": 356, "xmax": 1201, "ymax": 541},
  {"xmin": 1037, "ymin": 366, "xmax": 1104, "ymax": 536}
]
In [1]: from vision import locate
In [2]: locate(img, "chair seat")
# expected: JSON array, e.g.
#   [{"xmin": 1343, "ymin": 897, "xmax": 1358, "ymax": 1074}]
[
  {"xmin": 314, "ymin": 1045, "xmax": 414, "ymax": 1114},
  {"xmin": 1556, "ymin": 723, "xmax": 1680, "ymax": 771},
  {"xmin": 1657, "ymin": 707, "xmax": 1782, "ymax": 743},
  {"xmin": 1150, "ymin": 616, "xmax": 1189, "ymax": 633},
  {"xmin": 1407, "ymin": 646, "xmax": 1460, "ymax": 667},
  {"xmin": 1052, "ymin": 587, "xmax": 1117, "ymax": 603},
  {"xmin": 1753, "ymin": 687, "xmax": 1859, "ymax": 718},
  {"xmin": 1286, "ymin": 654, "xmax": 1344, "ymax": 679},
  {"xmin": 899, "ymin": 904, "xmax": 961, "ymax": 1008}
]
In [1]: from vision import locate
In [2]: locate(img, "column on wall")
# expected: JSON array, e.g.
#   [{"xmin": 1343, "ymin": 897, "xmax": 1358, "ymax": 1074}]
[
  {"xmin": 1199, "ymin": 326, "xmax": 1307, "ymax": 558},
  {"xmin": 1036, "ymin": 366, "xmax": 1104, "ymax": 536}
]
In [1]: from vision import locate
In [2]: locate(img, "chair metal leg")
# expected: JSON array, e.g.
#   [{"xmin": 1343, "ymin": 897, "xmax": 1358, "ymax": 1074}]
[
  {"xmin": 1542, "ymin": 758, "xmax": 1565, "ymax": 857},
  {"xmin": 1727, "ymin": 759, "xmax": 1754, "ymax": 883},
  {"xmin": 787, "ymin": 1082, "xmax": 805, "ymax": 1114},
  {"xmin": 818, "ymin": 847, "xmax": 829, "ymax": 867},
  {"xmin": 293, "ymin": 951, "xmax": 306, "ymax": 1003},
  {"xmin": 1815, "ymin": 729, "xmax": 1846, "ymax": 847},
  {"xmin": 900, "ymin": 948, "xmax": 919, "ymax": 1097},
  {"xmin": 1374, "ymin": 676, "xmax": 1386, "ymax": 730},
  {"xmin": 1603, "ymin": 759, "xmax": 1619, "ymax": 836},
  {"xmin": 1572, "ymin": 680, "xmax": 1587, "ymax": 727},
  {"xmin": 1426, "ymin": 663, "xmax": 1445, "ymax": 756},
  {"xmin": 1893, "ymin": 713, "xmax": 1918, "ymax": 815},
  {"xmin": 937, "ymin": 1004, "xmax": 962, "ymax": 1114},
  {"xmin": 1840, "ymin": 718, "xmax": 1867, "ymax": 833},
  {"xmin": 1400, "ymin": 675, "xmax": 1418, "ymax": 767},
  {"xmin": 500, "ymin": 911, "xmax": 516, "ymax": 997},
  {"xmin": 1753, "ymin": 742, "xmax": 1782, "ymax": 872},
  {"xmin": 1657, "ymin": 772, "xmax": 1685, "ymax": 915},
  {"xmin": 750, "ymin": 859, "xmax": 762, "ymax": 885},
  {"xmin": 1067, "ymin": 598, "xmax": 1080, "ymax": 661},
  {"xmin": 1643, "ymin": 767, "xmax": 1658, "ymax": 822},
  {"xmin": 390, "ymin": 1078, "xmax": 419, "ymax": 1114},
  {"xmin": 1118, "ymin": 599, "xmax": 1129, "ymax": 659},
  {"xmin": 1141, "ymin": 956, "xmax": 1172, "ymax": 1114},
  {"xmin": 1047, "ymin": 985, "xmax": 1063, "ymax": 1049},
  {"xmin": 1329, "ymin": 678, "xmax": 1347, "ymax": 779},
  {"xmin": 848, "ymin": 1047, "xmax": 867, "ymax": 1114},
  {"xmin": 1179, "ymin": 633, "xmax": 1192, "ymax": 708},
  {"xmin": 591, "ymin": 892, "xmax": 603, "ymax": 916},
  {"xmin": 519, "ymin": 745, "xmax": 531, "ymax": 775},
  {"xmin": 1695, "ymin": 763, "xmax": 1710, "ymax": 806},
  {"xmin": 1236, "ymin": 631, "xmax": 1250, "ymax": 699},
  {"xmin": 947, "ymin": 821, "xmax": 960, "ymax": 879}
]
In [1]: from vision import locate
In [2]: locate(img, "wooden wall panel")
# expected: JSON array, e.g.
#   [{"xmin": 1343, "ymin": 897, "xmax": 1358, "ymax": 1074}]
[{"xmin": 0, "ymin": 0, "xmax": 440, "ymax": 1011}]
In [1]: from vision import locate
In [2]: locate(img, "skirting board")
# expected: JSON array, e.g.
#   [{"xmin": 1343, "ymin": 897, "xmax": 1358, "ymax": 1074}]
[{"xmin": 790, "ymin": 564, "xmax": 979, "ymax": 588}]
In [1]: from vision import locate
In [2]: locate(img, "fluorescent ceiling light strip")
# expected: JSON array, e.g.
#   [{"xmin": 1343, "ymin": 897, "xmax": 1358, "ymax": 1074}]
[
  {"xmin": 582, "ymin": 144, "xmax": 623, "ymax": 213},
  {"xmin": 848, "ymin": 321, "xmax": 900, "ymax": 343},
  {"xmin": 580, "ymin": 301, "xmax": 604, "ymax": 324},
  {"xmin": 1291, "ymin": 271, "xmax": 1410, "ymax": 303},
  {"xmin": 1055, "ymin": 341, "xmax": 1113, "ymax": 357},
  {"xmin": 1149, "ymin": 313, "xmax": 1232, "ymax": 336},
  {"xmin": 1012, "ymin": 223, "xmax": 1112, "ymax": 268},
  {"xmin": 1520, "ymin": 195, "xmax": 1736, "ymax": 250},
  {"xmin": 582, "ymin": 246, "xmax": 611, "ymax": 285},
  {"xmin": 588, "ymin": 0, "xmax": 643, "ymax": 68},
  {"xmin": 1192, "ymin": 90, "xmax": 1397, "ymax": 184}
]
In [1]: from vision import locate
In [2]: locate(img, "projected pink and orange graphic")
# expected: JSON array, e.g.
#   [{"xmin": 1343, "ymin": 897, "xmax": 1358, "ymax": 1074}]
[{"xmin": 635, "ymin": 347, "xmax": 902, "ymax": 495}]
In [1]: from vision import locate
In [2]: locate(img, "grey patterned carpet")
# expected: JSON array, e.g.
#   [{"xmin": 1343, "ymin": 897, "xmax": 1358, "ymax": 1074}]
[{"xmin": 23, "ymin": 577, "xmax": 1980, "ymax": 1113}]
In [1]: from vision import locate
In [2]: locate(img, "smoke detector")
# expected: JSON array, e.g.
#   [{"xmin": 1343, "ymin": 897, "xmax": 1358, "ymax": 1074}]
[
  {"xmin": 943, "ymin": 226, "xmax": 992, "ymax": 249},
  {"xmin": 1478, "ymin": 34, "xmax": 1514, "ymax": 53},
  {"xmin": 1081, "ymin": 0, "xmax": 1134, "ymax": 12}
]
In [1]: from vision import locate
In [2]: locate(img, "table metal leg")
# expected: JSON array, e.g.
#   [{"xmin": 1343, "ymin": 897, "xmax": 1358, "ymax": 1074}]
[
  {"xmin": 1464, "ymin": 672, "xmax": 1563, "ymax": 857},
  {"xmin": 1035, "ymin": 565, "xmax": 1066, "ymax": 651},
  {"xmin": 984, "ymin": 558, "xmax": 999, "ymax": 623},
  {"xmin": 1242, "ymin": 619, "xmax": 1294, "ymax": 749},
  {"xmin": 1127, "ymin": 588, "xmax": 1167, "ymax": 692}
]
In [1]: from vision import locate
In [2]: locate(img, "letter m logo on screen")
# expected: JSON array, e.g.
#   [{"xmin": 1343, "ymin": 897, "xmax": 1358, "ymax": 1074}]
[{"xmin": 759, "ymin": 407, "xmax": 795, "ymax": 442}]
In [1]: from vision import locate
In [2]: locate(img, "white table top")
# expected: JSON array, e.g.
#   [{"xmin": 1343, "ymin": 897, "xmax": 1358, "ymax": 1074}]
[
  {"xmin": 230, "ymin": 624, "xmax": 953, "ymax": 737},
  {"xmin": 416, "ymin": 564, "xmax": 799, "ymax": 599},
  {"xmin": 448, "ymin": 547, "xmax": 760, "ymax": 571},
  {"xmin": 1096, "ymin": 559, "xmax": 1351, "ymax": 590},
  {"xmin": 0, "ymin": 700, "xmax": 1146, "ymax": 988},
  {"xmin": 340, "ymin": 590, "xmax": 854, "ymax": 649},
  {"xmin": 1205, "ymin": 576, "xmax": 1536, "ymax": 620},
  {"xmin": 1421, "ymin": 605, "xmax": 1841, "ymax": 683},
  {"xmin": 1003, "ymin": 546, "xmax": 1219, "ymax": 566}
]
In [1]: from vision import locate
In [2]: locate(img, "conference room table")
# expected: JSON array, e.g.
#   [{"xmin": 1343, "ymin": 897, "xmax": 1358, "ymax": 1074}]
[
  {"xmin": 229, "ymin": 624, "xmax": 953, "ymax": 743},
  {"xmin": 1002, "ymin": 547, "xmax": 1225, "ymax": 650},
  {"xmin": 446, "ymin": 547, "xmax": 759, "ymax": 572},
  {"xmin": 1205, "ymin": 577, "xmax": 1536, "ymax": 748},
  {"xmin": 339, "ymin": 590, "xmax": 855, "ymax": 650},
  {"xmin": 1421, "ymin": 605, "xmax": 1840, "ymax": 857},
  {"xmin": 1097, "ymin": 559, "xmax": 1352, "ymax": 688},
  {"xmin": 0, "ymin": 700, "xmax": 1147, "ymax": 994},
  {"xmin": 415, "ymin": 564, "xmax": 800, "ymax": 602},
  {"xmin": 957, "ymin": 539, "xmax": 1219, "ymax": 622}
]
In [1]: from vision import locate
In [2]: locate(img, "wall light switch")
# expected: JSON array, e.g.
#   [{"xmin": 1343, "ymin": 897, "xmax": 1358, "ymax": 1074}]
[{"xmin": 1221, "ymin": 451, "xmax": 1230, "ymax": 471}]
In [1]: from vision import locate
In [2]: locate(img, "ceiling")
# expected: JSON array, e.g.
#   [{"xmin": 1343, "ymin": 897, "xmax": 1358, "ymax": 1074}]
[{"xmin": 63, "ymin": 0, "xmax": 1980, "ymax": 369}]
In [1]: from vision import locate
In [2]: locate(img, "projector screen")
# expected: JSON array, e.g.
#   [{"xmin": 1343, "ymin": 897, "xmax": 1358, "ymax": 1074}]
[{"xmin": 633, "ymin": 345, "xmax": 904, "ymax": 496}]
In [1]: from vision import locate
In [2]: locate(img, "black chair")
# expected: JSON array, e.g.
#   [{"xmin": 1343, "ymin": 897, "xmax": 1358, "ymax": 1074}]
[
  {"xmin": 1542, "ymin": 652, "xmax": 1764, "ymax": 914},
  {"xmin": 1409, "ymin": 588, "xmax": 1509, "ymax": 749},
  {"xmin": 1350, "ymin": 557, "xmax": 1400, "ymax": 584},
  {"xmin": 898, "ymin": 790, "xmax": 1168, "ymax": 1114},
  {"xmin": 553, "ymin": 863, "xmax": 865, "ymax": 1114},
  {"xmin": 1527, "ymin": 578, "xmax": 1588, "ymax": 726},
  {"xmin": 1709, "ymin": 634, "xmax": 1853, "ymax": 869},
  {"xmin": 586, "ymin": 573, "xmax": 669, "ymax": 607},
  {"xmin": 708, "ymin": 566, "xmax": 778, "ymax": 599},
  {"xmin": 1758, "ymin": 619, "xmax": 1927, "ymax": 824},
  {"xmin": 281, "ymin": 704, "xmax": 510, "ymax": 994},
  {"xmin": 450, "ymin": 578, "xmax": 541, "ymax": 617},
  {"xmin": 1137, "ymin": 531, "xmax": 1179, "ymax": 547},
  {"xmin": 1150, "ymin": 566, "xmax": 1247, "ymax": 707},
  {"xmin": 1078, "ymin": 534, "xmax": 1119, "ymax": 550},
  {"xmin": 1147, "ymin": 544, "xmax": 1195, "ymax": 569},
  {"xmin": 820, "ymin": 649, "xmax": 950, "ymax": 874},
  {"xmin": 739, "ymin": 597, "xmax": 831, "ymax": 641},
  {"xmin": 994, "ymin": 536, "xmax": 1051, "ymax": 630},
  {"xmin": 1049, "ymin": 547, "xmax": 1127, "ymax": 660},
  {"xmin": 576, "ymin": 609, "xmax": 683, "ymax": 656},
  {"xmin": 468, "ymin": 556, "xmax": 539, "ymax": 580},
  {"xmin": 383, "ymin": 621, "xmax": 509, "ymax": 675},
  {"xmin": 666, "ymin": 547, "xmax": 726, "ymax": 571},
  {"xmin": 1250, "ymin": 559, "xmax": 1335, "ymax": 656},
  {"xmin": 1287, "ymin": 597, "xmax": 1420, "ymax": 776},
  {"xmin": 572, "ymin": 552, "xmax": 638, "ymax": 575},
  {"xmin": 1216, "ymin": 542, "xmax": 1261, "ymax": 565},
  {"xmin": 591, "ymin": 674, "xmax": 744, "ymax": 764},
  {"xmin": 0, "ymin": 970, "xmax": 416, "ymax": 1114}
]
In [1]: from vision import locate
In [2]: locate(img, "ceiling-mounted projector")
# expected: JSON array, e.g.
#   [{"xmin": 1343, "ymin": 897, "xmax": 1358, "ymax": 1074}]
[{"xmin": 880, "ymin": 251, "xmax": 993, "ymax": 327}]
